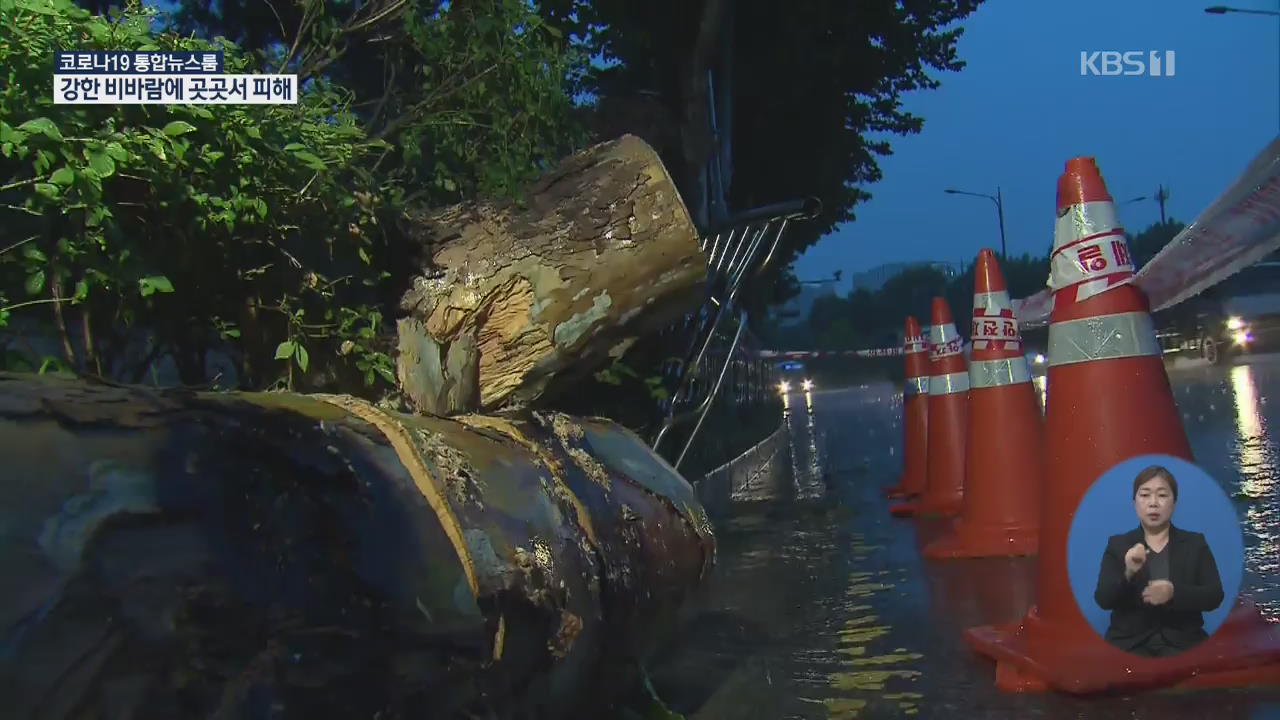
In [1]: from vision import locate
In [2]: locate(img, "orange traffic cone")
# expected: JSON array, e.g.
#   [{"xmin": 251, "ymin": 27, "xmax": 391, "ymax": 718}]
[
  {"xmin": 924, "ymin": 250, "xmax": 1043, "ymax": 559},
  {"xmin": 913, "ymin": 298, "xmax": 968, "ymax": 517},
  {"xmin": 885, "ymin": 316, "xmax": 930, "ymax": 501},
  {"xmin": 964, "ymin": 157, "xmax": 1280, "ymax": 693}
]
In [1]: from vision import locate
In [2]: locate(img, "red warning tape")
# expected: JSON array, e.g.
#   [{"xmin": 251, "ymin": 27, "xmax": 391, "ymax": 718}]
[
  {"xmin": 1014, "ymin": 136, "xmax": 1280, "ymax": 328},
  {"xmin": 759, "ymin": 347, "xmax": 904, "ymax": 359}
]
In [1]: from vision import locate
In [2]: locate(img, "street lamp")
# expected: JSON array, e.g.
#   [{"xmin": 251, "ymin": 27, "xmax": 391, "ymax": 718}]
[
  {"xmin": 1205, "ymin": 5, "xmax": 1280, "ymax": 15},
  {"xmin": 943, "ymin": 187, "xmax": 1006, "ymax": 259},
  {"xmin": 798, "ymin": 270, "xmax": 842, "ymax": 286}
]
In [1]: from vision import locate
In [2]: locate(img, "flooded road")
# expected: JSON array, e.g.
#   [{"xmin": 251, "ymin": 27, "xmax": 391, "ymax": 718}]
[{"xmin": 650, "ymin": 356, "xmax": 1280, "ymax": 719}]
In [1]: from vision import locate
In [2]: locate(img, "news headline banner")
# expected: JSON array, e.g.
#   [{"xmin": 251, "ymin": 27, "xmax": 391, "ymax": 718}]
[
  {"xmin": 56, "ymin": 50, "xmax": 224, "ymax": 74},
  {"xmin": 53, "ymin": 50, "xmax": 297, "ymax": 105}
]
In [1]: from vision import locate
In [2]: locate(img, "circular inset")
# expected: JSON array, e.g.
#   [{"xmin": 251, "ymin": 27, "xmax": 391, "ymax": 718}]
[{"xmin": 1067, "ymin": 455, "xmax": 1243, "ymax": 659}]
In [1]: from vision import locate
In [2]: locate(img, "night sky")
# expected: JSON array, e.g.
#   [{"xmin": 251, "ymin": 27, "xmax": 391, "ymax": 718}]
[{"xmin": 793, "ymin": 0, "xmax": 1280, "ymax": 286}]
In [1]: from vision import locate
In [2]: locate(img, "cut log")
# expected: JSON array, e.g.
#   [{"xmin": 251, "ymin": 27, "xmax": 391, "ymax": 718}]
[
  {"xmin": 0, "ymin": 372, "xmax": 714, "ymax": 720},
  {"xmin": 397, "ymin": 134, "xmax": 706, "ymax": 416}
]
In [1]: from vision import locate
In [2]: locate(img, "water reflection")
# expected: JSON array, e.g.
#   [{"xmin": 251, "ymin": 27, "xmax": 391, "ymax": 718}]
[
  {"xmin": 1033, "ymin": 375, "xmax": 1047, "ymax": 414},
  {"xmin": 656, "ymin": 380, "xmax": 1280, "ymax": 719},
  {"xmin": 784, "ymin": 399, "xmax": 801, "ymax": 496},
  {"xmin": 1228, "ymin": 364, "xmax": 1280, "ymax": 616},
  {"xmin": 795, "ymin": 391, "xmax": 826, "ymax": 499},
  {"xmin": 1229, "ymin": 364, "xmax": 1275, "ymax": 499}
]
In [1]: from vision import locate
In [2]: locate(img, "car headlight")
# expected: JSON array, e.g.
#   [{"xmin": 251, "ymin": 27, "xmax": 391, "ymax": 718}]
[
  {"xmin": 778, "ymin": 381, "xmax": 791, "ymax": 394},
  {"xmin": 1233, "ymin": 330, "xmax": 1252, "ymax": 345},
  {"xmin": 1033, "ymin": 353, "xmax": 1046, "ymax": 365},
  {"xmin": 802, "ymin": 379, "xmax": 814, "ymax": 391},
  {"xmin": 1227, "ymin": 316, "xmax": 1245, "ymax": 330}
]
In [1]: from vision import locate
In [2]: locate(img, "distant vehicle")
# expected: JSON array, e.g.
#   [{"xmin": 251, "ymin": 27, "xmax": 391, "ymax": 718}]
[
  {"xmin": 1153, "ymin": 261, "xmax": 1280, "ymax": 365},
  {"xmin": 776, "ymin": 360, "xmax": 815, "ymax": 394}
]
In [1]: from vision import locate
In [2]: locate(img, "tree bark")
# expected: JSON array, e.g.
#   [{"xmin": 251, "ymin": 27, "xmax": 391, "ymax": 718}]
[
  {"xmin": 396, "ymin": 134, "xmax": 706, "ymax": 417},
  {"xmin": 0, "ymin": 372, "xmax": 714, "ymax": 720}
]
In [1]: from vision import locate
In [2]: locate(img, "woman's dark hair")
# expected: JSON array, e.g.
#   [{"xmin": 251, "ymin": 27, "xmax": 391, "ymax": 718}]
[{"xmin": 1133, "ymin": 465, "xmax": 1178, "ymax": 501}]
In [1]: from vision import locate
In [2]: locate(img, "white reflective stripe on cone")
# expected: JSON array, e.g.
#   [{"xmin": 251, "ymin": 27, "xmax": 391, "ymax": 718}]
[
  {"xmin": 904, "ymin": 376, "xmax": 930, "ymax": 396},
  {"xmin": 1047, "ymin": 311, "xmax": 1161, "ymax": 367},
  {"xmin": 929, "ymin": 371, "xmax": 970, "ymax": 395},
  {"xmin": 969, "ymin": 357, "xmax": 1033, "ymax": 389},
  {"xmin": 931, "ymin": 322, "xmax": 960, "ymax": 346},
  {"xmin": 1053, "ymin": 200, "xmax": 1121, "ymax": 247},
  {"xmin": 973, "ymin": 290, "xmax": 1013, "ymax": 314}
]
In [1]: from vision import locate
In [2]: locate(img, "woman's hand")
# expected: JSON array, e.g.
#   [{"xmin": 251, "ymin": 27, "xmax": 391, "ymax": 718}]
[
  {"xmin": 1143, "ymin": 579, "xmax": 1175, "ymax": 605},
  {"xmin": 1124, "ymin": 543, "xmax": 1147, "ymax": 579}
]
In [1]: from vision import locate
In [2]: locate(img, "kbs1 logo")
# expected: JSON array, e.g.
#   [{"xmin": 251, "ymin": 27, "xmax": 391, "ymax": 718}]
[{"xmin": 1079, "ymin": 50, "xmax": 1176, "ymax": 77}]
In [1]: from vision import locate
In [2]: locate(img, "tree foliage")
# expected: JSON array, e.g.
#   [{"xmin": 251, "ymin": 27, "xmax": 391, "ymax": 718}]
[
  {"xmin": 1127, "ymin": 218, "xmax": 1187, "ymax": 269},
  {"xmin": 774, "ymin": 252, "xmax": 1047, "ymax": 350},
  {"xmin": 5, "ymin": 0, "xmax": 995, "ymax": 436},
  {"xmin": 1, "ymin": 0, "xmax": 585, "ymax": 394},
  {"xmin": 537, "ymin": 0, "xmax": 985, "ymax": 314},
  {"xmin": 163, "ymin": 0, "xmax": 588, "ymax": 202},
  {"xmin": 779, "ymin": 218, "xmax": 1207, "ymax": 352}
]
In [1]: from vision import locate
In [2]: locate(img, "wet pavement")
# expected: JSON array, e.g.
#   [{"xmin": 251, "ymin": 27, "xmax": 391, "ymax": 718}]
[{"xmin": 649, "ymin": 355, "xmax": 1280, "ymax": 719}]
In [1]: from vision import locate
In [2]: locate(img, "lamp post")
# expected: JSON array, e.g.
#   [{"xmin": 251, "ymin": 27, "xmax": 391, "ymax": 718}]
[
  {"xmin": 798, "ymin": 270, "xmax": 842, "ymax": 286},
  {"xmin": 1205, "ymin": 5, "xmax": 1280, "ymax": 15},
  {"xmin": 1153, "ymin": 184, "xmax": 1170, "ymax": 224},
  {"xmin": 943, "ymin": 187, "xmax": 1007, "ymax": 259}
]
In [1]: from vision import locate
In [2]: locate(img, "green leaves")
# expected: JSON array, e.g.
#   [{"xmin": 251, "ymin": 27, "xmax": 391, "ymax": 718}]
[
  {"xmin": 85, "ymin": 148, "xmax": 115, "ymax": 177},
  {"xmin": 162, "ymin": 120, "xmax": 197, "ymax": 137},
  {"xmin": 24, "ymin": 270, "xmax": 45, "ymax": 295},
  {"xmin": 16, "ymin": 0, "xmax": 62, "ymax": 16},
  {"xmin": 138, "ymin": 275, "xmax": 174, "ymax": 296},
  {"xmin": 18, "ymin": 117, "xmax": 61, "ymax": 141},
  {"xmin": 0, "ymin": 0, "xmax": 581, "ymax": 397},
  {"xmin": 293, "ymin": 150, "xmax": 327, "ymax": 171},
  {"xmin": 275, "ymin": 340, "xmax": 310, "ymax": 372},
  {"xmin": 104, "ymin": 142, "xmax": 129, "ymax": 162},
  {"xmin": 0, "ymin": 121, "xmax": 25, "ymax": 143}
]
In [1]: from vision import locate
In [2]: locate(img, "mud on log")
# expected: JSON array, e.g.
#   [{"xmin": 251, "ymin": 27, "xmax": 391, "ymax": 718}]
[
  {"xmin": 397, "ymin": 134, "xmax": 706, "ymax": 416},
  {"xmin": 0, "ymin": 373, "xmax": 715, "ymax": 719}
]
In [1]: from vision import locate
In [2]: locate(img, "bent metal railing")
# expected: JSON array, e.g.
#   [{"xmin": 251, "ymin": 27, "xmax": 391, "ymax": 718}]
[{"xmin": 650, "ymin": 197, "xmax": 821, "ymax": 470}]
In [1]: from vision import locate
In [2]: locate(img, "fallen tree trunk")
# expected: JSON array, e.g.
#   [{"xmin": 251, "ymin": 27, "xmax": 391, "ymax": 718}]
[
  {"xmin": 0, "ymin": 372, "xmax": 715, "ymax": 720},
  {"xmin": 397, "ymin": 134, "xmax": 706, "ymax": 416}
]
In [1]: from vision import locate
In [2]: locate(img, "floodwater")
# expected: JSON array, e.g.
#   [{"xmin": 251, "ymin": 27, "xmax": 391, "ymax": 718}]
[{"xmin": 649, "ymin": 355, "xmax": 1280, "ymax": 720}]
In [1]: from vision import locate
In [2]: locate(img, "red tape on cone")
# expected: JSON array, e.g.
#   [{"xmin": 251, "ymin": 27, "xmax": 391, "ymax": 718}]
[
  {"xmin": 965, "ymin": 156, "xmax": 1280, "ymax": 693},
  {"xmin": 925, "ymin": 250, "xmax": 1043, "ymax": 559},
  {"xmin": 915, "ymin": 298, "xmax": 968, "ymax": 517}
]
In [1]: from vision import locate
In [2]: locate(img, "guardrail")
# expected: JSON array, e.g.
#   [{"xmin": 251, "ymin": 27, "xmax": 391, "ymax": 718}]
[
  {"xmin": 694, "ymin": 419, "xmax": 792, "ymax": 518},
  {"xmin": 650, "ymin": 198, "xmax": 821, "ymax": 468}
]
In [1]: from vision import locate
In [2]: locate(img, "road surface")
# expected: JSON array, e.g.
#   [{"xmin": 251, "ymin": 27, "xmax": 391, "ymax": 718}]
[{"xmin": 649, "ymin": 356, "xmax": 1280, "ymax": 719}]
